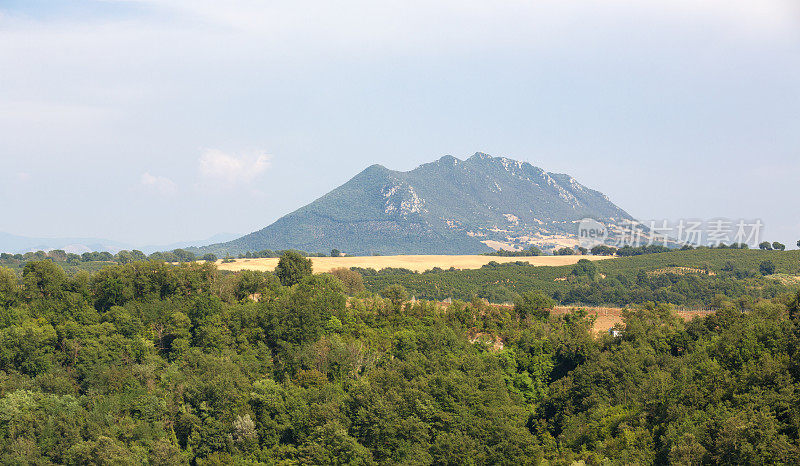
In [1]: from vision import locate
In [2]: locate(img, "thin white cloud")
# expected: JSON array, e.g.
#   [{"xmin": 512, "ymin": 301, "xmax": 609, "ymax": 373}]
[
  {"xmin": 141, "ymin": 172, "xmax": 178, "ymax": 195},
  {"xmin": 198, "ymin": 149, "xmax": 271, "ymax": 186},
  {"xmin": 134, "ymin": 0, "xmax": 800, "ymax": 46}
]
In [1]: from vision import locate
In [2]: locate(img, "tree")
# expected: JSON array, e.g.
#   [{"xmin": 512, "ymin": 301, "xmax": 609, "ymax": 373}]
[
  {"xmin": 161, "ymin": 251, "xmax": 178, "ymax": 262},
  {"xmin": 47, "ymin": 249, "xmax": 67, "ymax": 262},
  {"xmin": 759, "ymin": 260, "xmax": 776, "ymax": 275},
  {"xmin": 759, "ymin": 241, "xmax": 773, "ymax": 251},
  {"xmin": 331, "ymin": 249, "xmax": 341, "ymax": 257},
  {"xmin": 297, "ymin": 421, "xmax": 374, "ymax": 464},
  {"xmin": 116, "ymin": 250, "xmax": 134, "ymax": 264},
  {"xmin": 22, "ymin": 260, "xmax": 67, "ymax": 298},
  {"xmin": 130, "ymin": 250, "xmax": 147, "ymax": 261},
  {"xmin": 636, "ymin": 269, "xmax": 649, "ymax": 286},
  {"xmin": 380, "ymin": 284, "xmax": 408, "ymax": 309},
  {"xmin": 24, "ymin": 251, "xmax": 47, "ymax": 261},
  {"xmin": 329, "ymin": 268, "xmax": 365, "ymax": 295},
  {"xmin": 275, "ymin": 251, "xmax": 313, "ymax": 286},
  {"xmin": 148, "ymin": 251, "xmax": 165, "ymax": 262},
  {"xmin": 0, "ymin": 267, "xmax": 19, "ymax": 307},
  {"xmin": 514, "ymin": 292, "xmax": 555, "ymax": 319},
  {"xmin": 201, "ymin": 253, "xmax": 218, "ymax": 262},
  {"xmin": 264, "ymin": 274, "xmax": 344, "ymax": 346},
  {"xmin": 555, "ymin": 247, "xmax": 574, "ymax": 256},
  {"xmin": 172, "ymin": 249, "xmax": 196, "ymax": 262},
  {"xmin": 92, "ymin": 266, "xmax": 135, "ymax": 309},
  {"xmin": 772, "ymin": 242, "xmax": 785, "ymax": 251},
  {"xmin": 797, "ymin": 240, "xmax": 800, "ymax": 249},
  {"xmin": 590, "ymin": 245, "xmax": 617, "ymax": 256},
  {"xmin": 234, "ymin": 270, "xmax": 280, "ymax": 301},
  {"xmin": 571, "ymin": 259, "xmax": 597, "ymax": 279}
]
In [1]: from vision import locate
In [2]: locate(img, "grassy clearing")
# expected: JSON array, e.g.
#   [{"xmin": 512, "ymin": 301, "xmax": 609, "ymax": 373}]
[{"xmin": 549, "ymin": 306, "xmax": 713, "ymax": 333}]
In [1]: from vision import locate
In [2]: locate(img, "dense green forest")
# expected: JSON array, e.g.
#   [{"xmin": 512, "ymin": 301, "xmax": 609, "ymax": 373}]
[
  {"xmin": 0, "ymin": 252, "xmax": 799, "ymax": 464},
  {"xmin": 362, "ymin": 249, "xmax": 800, "ymax": 307}
]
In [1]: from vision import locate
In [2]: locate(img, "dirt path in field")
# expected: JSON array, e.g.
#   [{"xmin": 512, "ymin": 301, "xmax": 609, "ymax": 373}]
[{"xmin": 217, "ymin": 254, "xmax": 610, "ymax": 274}]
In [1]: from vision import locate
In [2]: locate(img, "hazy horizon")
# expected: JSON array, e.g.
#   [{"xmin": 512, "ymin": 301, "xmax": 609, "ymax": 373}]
[{"xmin": 2, "ymin": 1, "xmax": 799, "ymax": 247}]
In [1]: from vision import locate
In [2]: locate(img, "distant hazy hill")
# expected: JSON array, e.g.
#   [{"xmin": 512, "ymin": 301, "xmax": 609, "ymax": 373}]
[
  {"xmin": 199, "ymin": 153, "xmax": 636, "ymax": 255},
  {"xmin": 0, "ymin": 232, "xmax": 240, "ymax": 255},
  {"xmin": 144, "ymin": 233, "xmax": 240, "ymax": 254},
  {"xmin": 0, "ymin": 232, "xmax": 130, "ymax": 255}
]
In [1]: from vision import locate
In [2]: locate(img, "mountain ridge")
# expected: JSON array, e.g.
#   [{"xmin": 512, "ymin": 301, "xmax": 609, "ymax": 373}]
[{"xmin": 198, "ymin": 153, "xmax": 636, "ymax": 255}]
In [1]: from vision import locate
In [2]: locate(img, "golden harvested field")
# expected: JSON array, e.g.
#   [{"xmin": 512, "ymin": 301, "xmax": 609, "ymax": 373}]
[{"xmin": 216, "ymin": 254, "xmax": 610, "ymax": 274}]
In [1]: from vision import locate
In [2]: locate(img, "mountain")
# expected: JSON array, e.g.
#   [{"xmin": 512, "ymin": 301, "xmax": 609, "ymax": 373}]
[{"xmin": 199, "ymin": 153, "xmax": 636, "ymax": 255}]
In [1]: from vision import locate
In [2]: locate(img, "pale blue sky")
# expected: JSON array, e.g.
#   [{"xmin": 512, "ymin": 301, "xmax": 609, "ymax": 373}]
[{"xmin": 1, "ymin": 1, "xmax": 799, "ymax": 247}]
